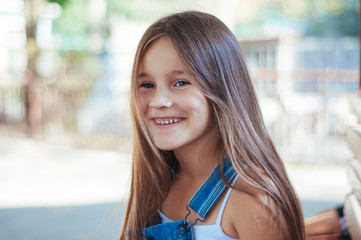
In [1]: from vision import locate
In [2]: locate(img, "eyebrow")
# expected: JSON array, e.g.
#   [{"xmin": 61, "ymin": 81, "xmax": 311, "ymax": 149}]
[
  {"xmin": 170, "ymin": 70, "xmax": 187, "ymax": 76},
  {"xmin": 137, "ymin": 72, "xmax": 149, "ymax": 78},
  {"xmin": 137, "ymin": 70, "xmax": 187, "ymax": 79}
]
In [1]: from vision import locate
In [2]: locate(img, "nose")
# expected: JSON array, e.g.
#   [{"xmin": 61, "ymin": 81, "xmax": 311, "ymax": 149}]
[{"xmin": 149, "ymin": 87, "xmax": 173, "ymax": 109}]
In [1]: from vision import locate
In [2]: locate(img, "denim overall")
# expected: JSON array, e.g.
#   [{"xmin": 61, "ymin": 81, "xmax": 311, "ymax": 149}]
[{"xmin": 143, "ymin": 157, "xmax": 237, "ymax": 240}]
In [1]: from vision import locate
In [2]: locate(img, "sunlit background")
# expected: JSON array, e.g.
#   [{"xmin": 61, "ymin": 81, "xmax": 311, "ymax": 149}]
[{"xmin": 0, "ymin": 0, "xmax": 359, "ymax": 239}]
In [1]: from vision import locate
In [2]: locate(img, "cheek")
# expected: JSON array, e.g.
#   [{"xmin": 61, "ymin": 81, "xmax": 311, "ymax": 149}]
[
  {"xmin": 138, "ymin": 94, "xmax": 150, "ymax": 114},
  {"xmin": 183, "ymin": 93, "xmax": 211, "ymax": 122}
]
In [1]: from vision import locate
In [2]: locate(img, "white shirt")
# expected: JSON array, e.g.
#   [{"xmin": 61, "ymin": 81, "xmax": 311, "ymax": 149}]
[{"xmin": 158, "ymin": 186, "xmax": 239, "ymax": 240}]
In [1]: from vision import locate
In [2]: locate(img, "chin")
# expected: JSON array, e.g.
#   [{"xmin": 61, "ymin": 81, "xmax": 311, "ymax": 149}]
[
  {"xmin": 155, "ymin": 142, "xmax": 179, "ymax": 151},
  {"xmin": 156, "ymin": 145, "xmax": 176, "ymax": 151}
]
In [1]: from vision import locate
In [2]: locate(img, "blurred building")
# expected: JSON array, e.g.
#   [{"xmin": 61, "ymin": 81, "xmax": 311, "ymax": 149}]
[
  {"xmin": 241, "ymin": 35, "xmax": 359, "ymax": 162},
  {"xmin": 0, "ymin": 0, "xmax": 359, "ymax": 162}
]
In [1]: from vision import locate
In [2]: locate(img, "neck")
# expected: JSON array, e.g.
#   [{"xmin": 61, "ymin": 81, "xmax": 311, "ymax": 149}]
[{"xmin": 173, "ymin": 137, "xmax": 223, "ymax": 178}]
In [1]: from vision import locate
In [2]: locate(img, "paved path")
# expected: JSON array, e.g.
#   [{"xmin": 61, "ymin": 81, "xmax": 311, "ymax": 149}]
[
  {"xmin": 0, "ymin": 136, "xmax": 351, "ymax": 240},
  {"xmin": 0, "ymin": 137, "xmax": 131, "ymax": 208}
]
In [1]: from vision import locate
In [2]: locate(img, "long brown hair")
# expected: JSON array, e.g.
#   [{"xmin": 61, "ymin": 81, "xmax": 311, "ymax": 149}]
[{"xmin": 120, "ymin": 11, "xmax": 305, "ymax": 240}]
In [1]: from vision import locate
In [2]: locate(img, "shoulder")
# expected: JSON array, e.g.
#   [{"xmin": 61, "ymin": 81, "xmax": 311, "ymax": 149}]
[{"xmin": 223, "ymin": 178, "xmax": 285, "ymax": 240}]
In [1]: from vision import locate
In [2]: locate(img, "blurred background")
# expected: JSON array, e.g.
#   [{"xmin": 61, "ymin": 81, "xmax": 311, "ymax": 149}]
[{"xmin": 0, "ymin": 0, "xmax": 359, "ymax": 239}]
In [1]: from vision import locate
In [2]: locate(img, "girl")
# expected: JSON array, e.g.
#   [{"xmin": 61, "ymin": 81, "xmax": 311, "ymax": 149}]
[{"xmin": 120, "ymin": 11, "xmax": 305, "ymax": 240}]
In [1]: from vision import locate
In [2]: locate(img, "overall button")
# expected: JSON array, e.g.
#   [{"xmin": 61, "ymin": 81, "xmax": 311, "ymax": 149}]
[{"xmin": 177, "ymin": 223, "xmax": 188, "ymax": 235}]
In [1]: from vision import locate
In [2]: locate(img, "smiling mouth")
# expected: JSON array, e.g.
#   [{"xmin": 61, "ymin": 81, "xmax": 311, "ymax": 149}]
[{"xmin": 154, "ymin": 118, "xmax": 182, "ymax": 125}]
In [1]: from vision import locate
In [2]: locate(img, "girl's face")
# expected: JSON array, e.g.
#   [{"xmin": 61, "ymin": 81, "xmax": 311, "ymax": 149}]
[{"xmin": 137, "ymin": 37, "xmax": 213, "ymax": 151}]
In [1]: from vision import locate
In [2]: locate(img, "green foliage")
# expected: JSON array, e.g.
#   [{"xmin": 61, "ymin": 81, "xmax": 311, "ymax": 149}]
[
  {"xmin": 253, "ymin": 1, "xmax": 285, "ymax": 23},
  {"xmin": 240, "ymin": 0, "xmax": 359, "ymax": 37},
  {"xmin": 52, "ymin": 0, "xmax": 89, "ymax": 36},
  {"xmin": 49, "ymin": 0, "xmax": 70, "ymax": 8},
  {"xmin": 106, "ymin": 0, "xmax": 175, "ymax": 20},
  {"xmin": 51, "ymin": 0, "xmax": 176, "ymax": 49},
  {"xmin": 303, "ymin": 0, "xmax": 359, "ymax": 36}
]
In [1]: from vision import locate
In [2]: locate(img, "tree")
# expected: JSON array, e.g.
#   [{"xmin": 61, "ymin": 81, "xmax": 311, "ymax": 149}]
[
  {"xmin": 235, "ymin": 0, "xmax": 359, "ymax": 37},
  {"xmin": 23, "ymin": 0, "xmax": 69, "ymax": 137}
]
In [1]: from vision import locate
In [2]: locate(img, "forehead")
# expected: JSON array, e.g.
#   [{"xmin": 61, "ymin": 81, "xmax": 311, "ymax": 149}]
[{"xmin": 139, "ymin": 37, "xmax": 183, "ymax": 73}]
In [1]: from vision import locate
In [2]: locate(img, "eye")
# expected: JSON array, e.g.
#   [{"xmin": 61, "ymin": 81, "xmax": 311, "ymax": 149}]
[
  {"xmin": 174, "ymin": 80, "xmax": 190, "ymax": 87},
  {"xmin": 139, "ymin": 82, "xmax": 155, "ymax": 88}
]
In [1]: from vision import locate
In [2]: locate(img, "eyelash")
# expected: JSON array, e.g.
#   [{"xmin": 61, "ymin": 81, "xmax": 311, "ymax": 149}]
[
  {"xmin": 139, "ymin": 80, "xmax": 190, "ymax": 88},
  {"xmin": 174, "ymin": 80, "xmax": 190, "ymax": 87},
  {"xmin": 139, "ymin": 82, "xmax": 155, "ymax": 88}
]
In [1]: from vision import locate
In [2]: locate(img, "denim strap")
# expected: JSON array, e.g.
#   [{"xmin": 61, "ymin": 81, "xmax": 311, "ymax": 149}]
[
  {"xmin": 143, "ymin": 157, "xmax": 237, "ymax": 240},
  {"xmin": 188, "ymin": 157, "xmax": 237, "ymax": 220}
]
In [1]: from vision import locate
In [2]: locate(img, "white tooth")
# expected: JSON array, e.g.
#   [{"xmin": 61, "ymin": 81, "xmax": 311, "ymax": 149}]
[
  {"xmin": 174, "ymin": 119, "xmax": 178, "ymax": 123},
  {"xmin": 160, "ymin": 120, "xmax": 164, "ymax": 125},
  {"xmin": 165, "ymin": 120, "xmax": 169, "ymax": 124},
  {"xmin": 156, "ymin": 120, "xmax": 160, "ymax": 124},
  {"xmin": 169, "ymin": 120, "xmax": 173, "ymax": 124}
]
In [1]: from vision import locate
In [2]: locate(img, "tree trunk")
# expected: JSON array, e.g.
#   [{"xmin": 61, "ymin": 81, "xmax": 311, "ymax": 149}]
[{"xmin": 24, "ymin": 0, "xmax": 45, "ymax": 138}]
